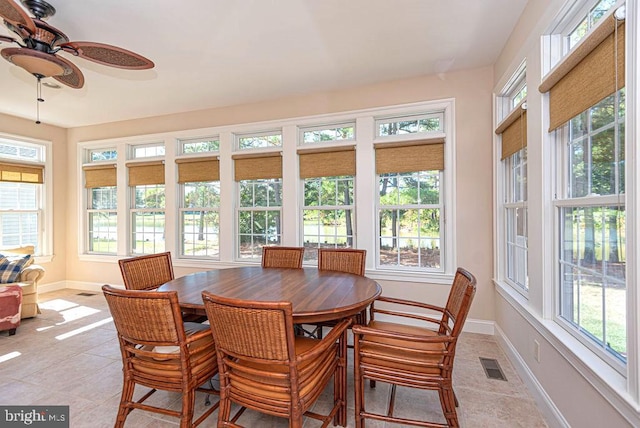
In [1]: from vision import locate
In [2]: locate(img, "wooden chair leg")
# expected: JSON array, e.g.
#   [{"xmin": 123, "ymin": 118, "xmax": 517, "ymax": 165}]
[
  {"xmin": 115, "ymin": 377, "xmax": 135, "ymax": 428},
  {"xmin": 438, "ymin": 385, "xmax": 459, "ymax": 428}
]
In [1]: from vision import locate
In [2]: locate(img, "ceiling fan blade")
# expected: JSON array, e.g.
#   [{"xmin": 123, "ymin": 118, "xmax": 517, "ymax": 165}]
[
  {"xmin": 51, "ymin": 55, "xmax": 84, "ymax": 88},
  {"xmin": 60, "ymin": 41, "xmax": 154, "ymax": 70},
  {"xmin": 0, "ymin": 0, "xmax": 36, "ymax": 35}
]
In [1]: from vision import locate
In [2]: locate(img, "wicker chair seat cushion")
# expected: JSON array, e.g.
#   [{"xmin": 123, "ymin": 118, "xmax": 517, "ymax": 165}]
[
  {"xmin": 228, "ymin": 337, "xmax": 336, "ymax": 401},
  {"xmin": 132, "ymin": 324, "xmax": 215, "ymax": 379},
  {"xmin": 359, "ymin": 320, "xmax": 445, "ymax": 375}
]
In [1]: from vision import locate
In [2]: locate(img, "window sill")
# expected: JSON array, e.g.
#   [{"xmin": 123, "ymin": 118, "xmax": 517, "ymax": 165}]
[{"xmin": 494, "ymin": 279, "xmax": 640, "ymax": 421}]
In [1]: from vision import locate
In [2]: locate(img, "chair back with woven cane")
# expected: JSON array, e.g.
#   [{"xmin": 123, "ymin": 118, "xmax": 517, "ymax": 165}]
[
  {"xmin": 261, "ymin": 246, "xmax": 305, "ymax": 269},
  {"xmin": 318, "ymin": 248, "xmax": 366, "ymax": 276},
  {"xmin": 118, "ymin": 252, "xmax": 174, "ymax": 290},
  {"xmin": 202, "ymin": 291, "xmax": 350, "ymax": 428},
  {"xmin": 102, "ymin": 285, "xmax": 219, "ymax": 428},
  {"xmin": 352, "ymin": 267, "xmax": 477, "ymax": 428},
  {"xmin": 310, "ymin": 248, "xmax": 367, "ymax": 339}
]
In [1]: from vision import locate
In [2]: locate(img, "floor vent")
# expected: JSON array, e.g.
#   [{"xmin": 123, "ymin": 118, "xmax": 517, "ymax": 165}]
[
  {"xmin": 479, "ymin": 357, "xmax": 507, "ymax": 381},
  {"xmin": 76, "ymin": 292, "xmax": 96, "ymax": 297}
]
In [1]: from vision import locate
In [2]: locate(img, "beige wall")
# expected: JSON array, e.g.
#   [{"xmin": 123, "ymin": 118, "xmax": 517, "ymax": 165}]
[
  {"xmin": 63, "ymin": 65, "xmax": 495, "ymax": 322},
  {"xmin": 0, "ymin": 112, "xmax": 68, "ymax": 284}
]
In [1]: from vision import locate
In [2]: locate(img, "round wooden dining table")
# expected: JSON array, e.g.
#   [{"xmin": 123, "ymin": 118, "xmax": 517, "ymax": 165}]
[{"xmin": 157, "ymin": 266, "xmax": 382, "ymax": 324}]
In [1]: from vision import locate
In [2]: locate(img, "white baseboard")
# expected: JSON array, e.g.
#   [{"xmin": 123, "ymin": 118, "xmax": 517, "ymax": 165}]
[{"xmin": 494, "ymin": 324, "xmax": 569, "ymax": 428}]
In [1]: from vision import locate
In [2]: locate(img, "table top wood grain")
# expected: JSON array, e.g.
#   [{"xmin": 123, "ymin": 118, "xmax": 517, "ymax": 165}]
[{"xmin": 157, "ymin": 266, "xmax": 382, "ymax": 324}]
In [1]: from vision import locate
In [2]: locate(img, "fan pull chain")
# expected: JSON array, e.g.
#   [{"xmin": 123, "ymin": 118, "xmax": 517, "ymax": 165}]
[{"xmin": 35, "ymin": 77, "xmax": 44, "ymax": 125}]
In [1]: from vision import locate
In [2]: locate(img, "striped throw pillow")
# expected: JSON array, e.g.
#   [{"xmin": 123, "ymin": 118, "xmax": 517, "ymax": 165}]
[{"xmin": 0, "ymin": 254, "xmax": 32, "ymax": 283}]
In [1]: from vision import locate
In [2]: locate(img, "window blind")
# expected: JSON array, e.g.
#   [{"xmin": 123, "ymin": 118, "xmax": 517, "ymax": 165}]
[
  {"xmin": 126, "ymin": 160, "xmax": 165, "ymax": 186},
  {"xmin": 0, "ymin": 161, "xmax": 44, "ymax": 184},
  {"xmin": 176, "ymin": 156, "xmax": 219, "ymax": 183},
  {"xmin": 539, "ymin": 14, "xmax": 625, "ymax": 131},
  {"xmin": 83, "ymin": 163, "xmax": 116, "ymax": 188},
  {"xmin": 298, "ymin": 147, "xmax": 355, "ymax": 179},
  {"xmin": 374, "ymin": 137, "xmax": 445, "ymax": 174},
  {"xmin": 233, "ymin": 152, "xmax": 282, "ymax": 181},
  {"xmin": 495, "ymin": 100, "xmax": 527, "ymax": 160}
]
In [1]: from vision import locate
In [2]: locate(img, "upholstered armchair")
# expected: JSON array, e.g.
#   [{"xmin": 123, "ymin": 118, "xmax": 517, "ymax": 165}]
[{"xmin": 0, "ymin": 246, "xmax": 45, "ymax": 319}]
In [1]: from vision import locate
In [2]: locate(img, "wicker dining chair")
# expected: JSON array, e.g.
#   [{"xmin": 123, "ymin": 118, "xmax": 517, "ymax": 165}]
[
  {"xmin": 118, "ymin": 251, "xmax": 207, "ymax": 322},
  {"xmin": 102, "ymin": 285, "xmax": 219, "ymax": 428},
  {"xmin": 118, "ymin": 251, "xmax": 174, "ymax": 291},
  {"xmin": 307, "ymin": 248, "xmax": 367, "ymax": 339},
  {"xmin": 352, "ymin": 267, "xmax": 477, "ymax": 428},
  {"xmin": 261, "ymin": 246, "xmax": 305, "ymax": 269},
  {"xmin": 202, "ymin": 291, "xmax": 350, "ymax": 428}
]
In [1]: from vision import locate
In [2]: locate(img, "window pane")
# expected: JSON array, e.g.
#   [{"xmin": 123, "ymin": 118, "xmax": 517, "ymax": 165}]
[
  {"xmin": 88, "ymin": 212, "xmax": 117, "ymax": 253},
  {"xmin": 238, "ymin": 133, "xmax": 282, "ymax": 149},
  {"xmin": 135, "ymin": 185, "xmax": 165, "ymax": 209},
  {"xmin": 181, "ymin": 138, "xmax": 220, "ymax": 153},
  {"xmin": 131, "ymin": 212, "xmax": 165, "ymax": 254},
  {"xmin": 133, "ymin": 144, "xmax": 165, "ymax": 158},
  {"xmin": 89, "ymin": 149, "xmax": 117, "ymax": 161},
  {"xmin": 182, "ymin": 210, "xmax": 219, "ymax": 257},
  {"xmin": 91, "ymin": 187, "xmax": 117, "ymax": 209},
  {"xmin": 301, "ymin": 124, "xmax": 355, "ymax": 143},
  {"xmin": 376, "ymin": 113, "xmax": 443, "ymax": 137},
  {"xmin": 238, "ymin": 178, "xmax": 282, "ymax": 259},
  {"xmin": 303, "ymin": 176, "xmax": 355, "ymax": 261}
]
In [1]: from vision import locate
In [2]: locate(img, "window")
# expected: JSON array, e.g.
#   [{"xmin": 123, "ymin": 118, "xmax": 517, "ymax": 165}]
[
  {"xmin": 177, "ymin": 156, "xmax": 220, "ymax": 258},
  {"xmin": 237, "ymin": 131, "xmax": 282, "ymax": 150},
  {"xmin": 540, "ymin": 5, "xmax": 626, "ymax": 369},
  {"xmin": 496, "ymin": 64, "xmax": 529, "ymax": 292},
  {"xmin": 557, "ymin": 91, "xmax": 626, "ymax": 364},
  {"xmin": 180, "ymin": 137, "xmax": 220, "ymax": 154},
  {"xmin": 127, "ymin": 157, "xmax": 165, "ymax": 255},
  {"xmin": 376, "ymin": 140, "xmax": 445, "ymax": 271},
  {"xmin": 299, "ymin": 147, "xmax": 356, "ymax": 262},
  {"xmin": 133, "ymin": 143, "xmax": 165, "ymax": 158},
  {"xmin": 569, "ymin": 0, "xmax": 617, "ymax": 48},
  {"xmin": 300, "ymin": 123, "xmax": 355, "ymax": 144},
  {"xmin": 0, "ymin": 138, "xmax": 46, "ymax": 254},
  {"xmin": 376, "ymin": 113, "xmax": 443, "ymax": 137},
  {"xmin": 235, "ymin": 154, "xmax": 282, "ymax": 260},
  {"xmin": 84, "ymin": 160, "xmax": 117, "ymax": 254}
]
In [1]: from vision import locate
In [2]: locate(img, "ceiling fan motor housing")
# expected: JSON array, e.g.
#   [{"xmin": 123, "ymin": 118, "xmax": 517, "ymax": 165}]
[{"xmin": 21, "ymin": 0, "xmax": 55, "ymax": 20}]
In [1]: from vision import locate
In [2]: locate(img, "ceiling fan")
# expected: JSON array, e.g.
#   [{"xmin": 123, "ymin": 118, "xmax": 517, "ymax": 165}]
[{"xmin": 0, "ymin": 0, "xmax": 154, "ymax": 90}]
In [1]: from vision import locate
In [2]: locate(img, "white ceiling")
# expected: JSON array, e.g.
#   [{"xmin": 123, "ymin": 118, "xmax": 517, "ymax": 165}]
[{"xmin": 0, "ymin": 0, "xmax": 528, "ymax": 128}]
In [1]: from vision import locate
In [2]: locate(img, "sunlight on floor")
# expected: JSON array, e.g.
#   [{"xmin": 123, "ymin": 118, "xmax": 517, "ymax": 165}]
[
  {"xmin": 55, "ymin": 317, "xmax": 113, "ymax": 341},
  {"xmin": 0, "ymin": 351, "xmax": 21, "ymax": 363}
]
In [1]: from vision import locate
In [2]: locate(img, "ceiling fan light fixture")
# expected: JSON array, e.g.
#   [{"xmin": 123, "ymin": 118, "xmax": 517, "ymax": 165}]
[{"xmin": 1, "ymin": 46, "xmax": 70, "ymax": 77}]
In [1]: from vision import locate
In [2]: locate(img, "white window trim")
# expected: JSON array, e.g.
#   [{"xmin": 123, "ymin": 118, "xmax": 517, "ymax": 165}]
[{"xmin": 76, "ymin": 100, "xmax": 457, "ymax": 283}]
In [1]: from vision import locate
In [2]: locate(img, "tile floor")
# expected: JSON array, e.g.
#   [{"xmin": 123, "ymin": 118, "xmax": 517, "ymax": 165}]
[{"xmin": 0, "ymin": 289, "xmax": 549, "ymax": 427}]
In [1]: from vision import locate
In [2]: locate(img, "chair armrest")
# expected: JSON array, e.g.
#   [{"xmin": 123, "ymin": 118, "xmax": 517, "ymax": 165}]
[
  {"xmin": 371, "ymin": 295, "xmax": 444, "ymax": 327},
  {"xmin": 18, "ymin": 264, "xmax": 45, "ymax": 284},
  {"xmin": 297, "ymin": 318, "xmax": 351, "ymax": 363}
]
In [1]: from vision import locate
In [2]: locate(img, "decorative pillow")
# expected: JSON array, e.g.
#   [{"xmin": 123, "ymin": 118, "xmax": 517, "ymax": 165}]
[
  {"xmin": 0, "ymin": 254, "xmax": 32, "ymax": 283},
  {"xmin": 0, "ymin": 252, "xmax": 35, "ymax": 269}
]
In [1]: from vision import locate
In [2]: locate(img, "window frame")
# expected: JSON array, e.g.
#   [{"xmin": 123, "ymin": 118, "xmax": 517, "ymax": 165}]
[
  {"xmin": 0, "ymin": 134, "xmax": 51, "ymax": 258},
  {"xmin": 496, "ymin": 62, "xmax": 529, "ymax": 295}
]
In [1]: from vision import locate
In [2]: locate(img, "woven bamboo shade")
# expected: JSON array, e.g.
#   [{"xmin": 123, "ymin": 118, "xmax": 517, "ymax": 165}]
[
  {"xmin": 375, "ymin": 138, "xmax": 445, "ymax": 174},
  {"xmin": 176, "ymin": 156, "xmax": 219, "ymax": 183},
  {"xmin": 233, "ymin": 153, "xmax": 282, "ymax": 181},
  {"xmin": 539, "ymin": 15, "xmax": 625, "ymax": 131},
  {"xmin": 299, "ymin": 147, "xmax": 355, "ymax": 179},
  {"xmin": 126, "ymin": 160, "xmax": 165, "ymax": 186},
  {"xmin": 0, "ymin": 162, "xmax": 44, "ymax": 183},
  {"xmin": 495, "ymin": 101, "xmax": 527, "ymax": 160},
  {"xmin": 83, "ymin": 163, "xmax": 116, "ymax": 188}
]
